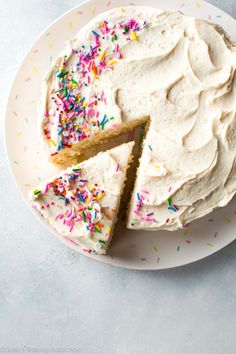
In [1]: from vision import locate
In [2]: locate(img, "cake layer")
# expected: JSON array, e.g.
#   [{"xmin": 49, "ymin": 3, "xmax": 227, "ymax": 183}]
[{"xmin": 29, "ymin": 142, "xmax": 134, "ymax": 254}]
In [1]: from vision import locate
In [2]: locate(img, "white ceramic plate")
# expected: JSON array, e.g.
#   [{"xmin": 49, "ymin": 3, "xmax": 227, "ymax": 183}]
[{"xmin": 5, "ymin": 0, "xmax": 236, "ymax": 269}]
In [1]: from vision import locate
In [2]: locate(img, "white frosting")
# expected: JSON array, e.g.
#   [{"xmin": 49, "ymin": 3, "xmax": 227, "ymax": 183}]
[
  {"xmin": 29, "ymin": 142, "xmax": 133, "ymax": 253},
  {"xmin": 40, "ymin": 7, "xmax": 236, "ymax": 231}
]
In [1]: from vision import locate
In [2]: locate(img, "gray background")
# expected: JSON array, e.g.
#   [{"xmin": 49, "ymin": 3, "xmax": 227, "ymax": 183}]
[{"xmin": 1, "ymin": 1, "xmax": 236, "ymax": 353}]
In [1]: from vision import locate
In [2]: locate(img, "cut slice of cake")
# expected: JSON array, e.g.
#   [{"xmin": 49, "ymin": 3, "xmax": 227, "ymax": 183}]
[{"xmin": 29, "ymin": 142, "xmax": 134, "ymax": 254}]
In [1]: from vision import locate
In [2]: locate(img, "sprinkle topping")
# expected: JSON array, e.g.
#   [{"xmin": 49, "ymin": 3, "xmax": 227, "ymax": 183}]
[
  {"xmin": 33, "ymin": 167, "xmax": 109, "ymax": 235},
  {"xmin": 45, "ymin": 18, "xmax": 148, "ymax": 153}
]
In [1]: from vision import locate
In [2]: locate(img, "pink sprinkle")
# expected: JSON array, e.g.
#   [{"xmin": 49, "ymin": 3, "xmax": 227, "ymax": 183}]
[
  {"xmin": 64, "ymin": 236, "xmax": 77, "ymax": 245},
  {"xmin": 25, "ymin": 77, "xmax": 31, "ymax": 82},
  {"xmin": 111, "ymin": 124, "xmax": 119, "ymax": 130},
  {"xmin": 83, "ymin": 248, "xmax": 91, "ymax": 253},
  {"xmin": 115, "ymin": 52, "xmax": 122, "ymax": 59},
  {"xmin": 44, "ymin": 182, "xmax": 51, "ymax": 193},
  {"xmin": 168, "ymin": 186, "xmax": 172, "ymax": 193},
  {"xmin": 55, "ymin": 213, "xmax": 63, "ymax": 220},
  {"xmin": 140, "ymin": 216, "xmax": 154, "ymax": 222},
  {"xmin": 88, "ymin": 109, "xmax": 95, "ymax": 117},
  {"xmin": 141, "ymin": 189, "xmax": 149, "ymax": 194},
  {"xmin": 116, "ymin": 164, "xmax": 119, "ymax": 172},
  {"xmin": 13, "ymin": 110, "xmax": 18, "ymax": 117}
]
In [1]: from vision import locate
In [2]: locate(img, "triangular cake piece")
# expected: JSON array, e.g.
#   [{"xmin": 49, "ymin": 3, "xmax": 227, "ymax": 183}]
[{"xmin": 29, "ymin": 142, "xmax": 134, "ymax": 254}]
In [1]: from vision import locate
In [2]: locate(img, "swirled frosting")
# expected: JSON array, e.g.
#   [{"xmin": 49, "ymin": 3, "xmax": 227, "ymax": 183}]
[{"xmin": 41, "ymin": 7, "xmax": 236, "ymax": 231}]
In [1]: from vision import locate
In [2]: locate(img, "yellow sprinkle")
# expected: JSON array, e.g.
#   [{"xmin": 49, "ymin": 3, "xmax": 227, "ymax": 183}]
[
  {"xmin": 131, "ymin": 31, "xmax": 137, "ymax": 40},
  {"xmin": 195, "ymin": 0, "xmax": 201, "ymax": 8},
  {"xmin": 33, "ymin": 189, "xmax": 40, "ymax": 195},
  {"xmin": 28, "ymin": 100, "xmax": 36, "ymax": 105},
  {"xmin": 97, "ymin": 193, "xmax": 105, "ymax": 200},
  {"xmin": 90, "ymin": 7, "xmax": 96, "ymax": 15},
  {"xmin": 48, "ymin": 43, "xmax": 53, "ymax": 49},
  {"xmin": 106, "ymin": 227, "xmax": 111, "ymax": 235},
  {"xmin": 206, "ymin": 242, "xmax": 213, "ymax": 247},
  {"xmin": 154, "ymin": 165, "xmax": 160, "ymax": 169},
  {"xmin": 183, "ymin": 230, "xmax": 189, "ymax": 236},
  {"xmin": 68, "ymin": 20, "xmax": 73, "ymax": 30},
  {"xmin": 50, "ymin": 138, "xmax": 57, "ymax": 147},
  {"xmin": 108, "ymin": 59, "xmax": 117, "ymax": 66},
  {"xmin": 99, "ymin": 50, "xmax": 106, "ymax": 61},
  {"xmin": 225, "ymin": 217, "xmax": 231, "ymax": 223},
  {"xmin": 16, "ymin": 131, "xmax": 22, "ymax": 137},
  {"xmin": 32, "ymin": 66, "xmax": 39, "ymax": 73},
  {"xmin": 152, "ymin": 246, "xmax": 158, "ymax": 253},
  {"xmin": 120, "ymin": 7, "xmax": 125, "ymax": 13}
]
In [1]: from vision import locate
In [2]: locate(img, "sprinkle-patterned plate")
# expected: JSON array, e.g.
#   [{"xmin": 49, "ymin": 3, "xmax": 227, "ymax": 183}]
[{"xmin": 5, "ymin": 0, "xmax": 236, "ymax": 269}]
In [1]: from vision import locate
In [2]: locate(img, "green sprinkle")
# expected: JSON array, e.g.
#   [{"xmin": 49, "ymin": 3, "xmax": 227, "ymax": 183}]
[
  {"xmin": 99, "ymin": 239, "xmax": 105, "ymax": 244},
  {"xmin": 72, "ymin": 168, "xmax": 81, "ymax": 171},
  {"xmin": 57, "ymin": 70, "xmax": 69, "ymax": 78},
  {"xmin": 167, "ymin": 197, "xmax": 171, "ymax": 206},
  {"xmin": 112, "ymin": 34, "xmax": 117, "ymax": 41},
  {"xmin": 95, "ymin": 226, "xmax": 101, "ymax": 233},
  {"xmin": 148, "ymin": 144, "xmax": 153, "ymax": 151},
  {"xmin": 82, "ymin": 211, "xmax": 86, "ymax": 222},
  {"xmin": 71, "ymin": 78, "xmax": 77, "ymax": 84},
  {"xmin": 33, "ymin": 189, "xmax": 41, "ymax": 195}
]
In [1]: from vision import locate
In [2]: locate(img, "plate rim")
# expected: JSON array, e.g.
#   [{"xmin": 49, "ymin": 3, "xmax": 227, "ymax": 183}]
[{"xmin": 4, "ymin": 0, "xmax": 236, "ymax": 270}]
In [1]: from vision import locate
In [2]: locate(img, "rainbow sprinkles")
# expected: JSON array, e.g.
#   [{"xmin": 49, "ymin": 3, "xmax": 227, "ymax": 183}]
[
  {"xmin": 42, "ymin": 13, "xmax": 148, "ymax": 162},
  {"xmin": 29, "ymin": 142, "xmax": 134, "ymax": 254}
]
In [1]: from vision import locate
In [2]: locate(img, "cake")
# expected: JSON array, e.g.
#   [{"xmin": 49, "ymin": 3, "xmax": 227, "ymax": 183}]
[
  {"xmin": 29, "ymin": 142, "xmax": 134, "ymax": 254},
  {"xmin": 38, "ymin": 6, "xmax": 236, "ymax": 233}
]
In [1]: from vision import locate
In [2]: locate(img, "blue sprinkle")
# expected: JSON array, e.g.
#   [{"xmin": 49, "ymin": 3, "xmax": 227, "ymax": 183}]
[
  {"xmin": 78, "ymin": 193, "xmax": 85, "ymax": 202},
  {"xmin": 58, "ymin": 127, "xmax": 64, "ymax": 135},
  {"xmin": 92, "ymin": 30, "xmax": 100, "ymax": 37},
  {"xmin": 57, "ymin": 140, "xmax": 63, "ymax": 151}
]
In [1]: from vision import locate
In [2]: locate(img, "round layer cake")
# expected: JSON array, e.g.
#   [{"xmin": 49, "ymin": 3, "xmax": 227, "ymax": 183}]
[{"xmin": 40, "ymin": 6, "xmax": 236, "ymax": 231}]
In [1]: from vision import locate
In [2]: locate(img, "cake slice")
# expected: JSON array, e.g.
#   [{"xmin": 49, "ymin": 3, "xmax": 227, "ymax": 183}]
[{"xmin": 29, "ymin": 142, "xmax": 134, "ymax": 254}]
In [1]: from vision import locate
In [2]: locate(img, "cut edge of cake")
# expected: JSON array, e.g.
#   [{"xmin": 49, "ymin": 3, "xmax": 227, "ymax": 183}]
[{"xmin": 49, "ymin": 117, "xmax": 147, "ymax": 167}]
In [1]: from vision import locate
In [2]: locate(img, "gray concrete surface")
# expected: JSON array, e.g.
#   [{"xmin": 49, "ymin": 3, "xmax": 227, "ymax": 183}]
[{"xmin": 0, "ymin": 1, "xmax": 236, "ymax": 353}]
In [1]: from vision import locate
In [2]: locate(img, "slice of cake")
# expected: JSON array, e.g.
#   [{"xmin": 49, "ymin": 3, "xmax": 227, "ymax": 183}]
[{"xmin": 29, "ymin": 142, "xmax": 134, "ymax": 254}]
